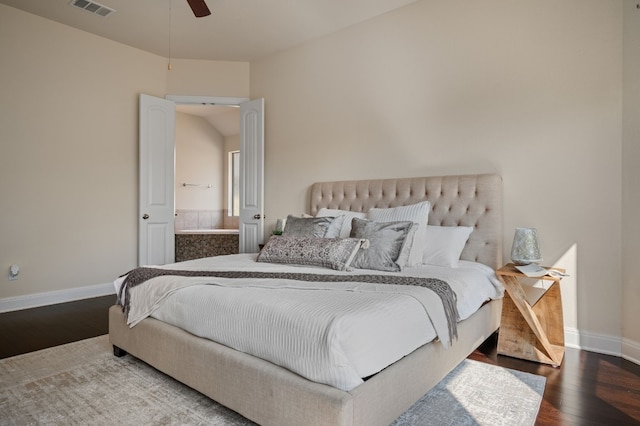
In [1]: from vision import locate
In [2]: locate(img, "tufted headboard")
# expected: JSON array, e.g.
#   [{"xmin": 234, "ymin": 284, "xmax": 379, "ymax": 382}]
[{"xmin": 309, "ymin": 174, "xmax": 503, "ymax": 269}]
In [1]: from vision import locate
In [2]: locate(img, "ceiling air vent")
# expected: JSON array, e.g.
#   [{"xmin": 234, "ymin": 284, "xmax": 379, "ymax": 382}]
[{"xmin": 69, "ymin": 0, "xmax": 115, "ymax": 18}]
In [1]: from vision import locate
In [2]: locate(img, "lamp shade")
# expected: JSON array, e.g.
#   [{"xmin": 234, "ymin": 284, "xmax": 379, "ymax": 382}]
[{"xmin": 510, "ymin": 227, "xmax": 542, "ymax": 265}]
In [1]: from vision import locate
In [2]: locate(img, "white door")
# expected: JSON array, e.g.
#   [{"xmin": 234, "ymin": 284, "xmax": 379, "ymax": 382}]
[
  {"xmin": 239, "ymin": 98, "xmax": 265, "ymax": 253},
  {"xmin": 138, "ymin": 94, "xmax": 176, "ymax": 265}
]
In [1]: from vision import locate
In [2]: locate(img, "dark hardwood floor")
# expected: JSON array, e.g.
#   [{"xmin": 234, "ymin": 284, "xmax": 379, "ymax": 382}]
[
  {"xmin": 0, "ymin": 295, "xmax": 115, "ymax": 358},
  {"xmin": 1, "ymin": 296, "xmax": 639, "ymax": 425}
]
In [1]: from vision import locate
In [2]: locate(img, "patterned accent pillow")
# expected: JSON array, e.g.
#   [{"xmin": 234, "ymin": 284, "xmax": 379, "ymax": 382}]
[
  {"xmin": 349, "ymin": 218, "xmax": 414, "ymax": 272},
  {"xmin": 256, "ymin": 236, "xmax": 365, "ymax": 271},
  {"xmin": 282, "ymin": 215, "xmax": 334, "ymax": 238}
]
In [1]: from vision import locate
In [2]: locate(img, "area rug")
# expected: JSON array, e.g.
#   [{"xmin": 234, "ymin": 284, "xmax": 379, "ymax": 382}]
[{"xmin": 0, "ymin": 336, "xmax": 545, "ymax": 425}]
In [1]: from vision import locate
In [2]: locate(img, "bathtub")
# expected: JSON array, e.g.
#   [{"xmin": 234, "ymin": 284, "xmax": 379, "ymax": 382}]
[{"xmin": 175, "ymin": 230, "xmax": 240, "ymax": 262}]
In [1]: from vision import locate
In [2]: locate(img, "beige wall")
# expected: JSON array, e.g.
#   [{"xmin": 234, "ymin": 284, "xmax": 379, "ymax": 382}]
[
  {"xmin": 0, "ymin": 4, "xmax": 249, "ymax": 303},
  {"xmin": 251, "ymin": 0, "xmax": 627, "ymax": 354},
  {"xmin": 175, "ymin": 112, "xmax": 224, "ymax": 211},
  {"xmin": 0, "ymin": 4, "xmax": 163, "ymax": 300},
  {"xmin": 166, "ymin": 59, "xmax": 249, "ymax": 98},
  {"xmin": 622, "ymin": 0, "xmax": 640, "ymax": 363}
]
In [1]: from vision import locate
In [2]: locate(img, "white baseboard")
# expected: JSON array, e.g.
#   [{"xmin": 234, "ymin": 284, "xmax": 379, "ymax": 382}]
[
  {"xmin": 564, "ymin": 327, "xmax": 623, "ymax": 357},
  {"xmin": 622, "ymin": 338, "xmax": 640, "ymax": 365},
  {"xmin": 0, "ymin": 283, "xmax": 115, "ymax": 313}
]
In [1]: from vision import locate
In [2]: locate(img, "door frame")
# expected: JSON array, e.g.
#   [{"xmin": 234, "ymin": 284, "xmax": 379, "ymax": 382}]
[
  {"xmin": 166, "ymin": 95, "xmax": 249, "ymax": 106},
  {"xmin": 166, "ymin": 95, "xmax": 264, "ymax": 253}
]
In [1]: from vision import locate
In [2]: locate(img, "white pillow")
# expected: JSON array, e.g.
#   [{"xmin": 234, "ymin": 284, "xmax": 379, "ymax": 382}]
[
  {"xmin": 367, "ymin": 201, "xmax": 430, "ymax": 266},
  {"xmin": 316, "ymin": 208, "xmax": 367, "ymax": 238},
  {"xmin": 422, "ymin": 225, "xmax": 473, "ymax": 268}
]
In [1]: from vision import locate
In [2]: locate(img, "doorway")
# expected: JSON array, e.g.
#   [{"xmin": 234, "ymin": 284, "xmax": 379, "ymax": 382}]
[{"xmin": 173, "ymin": 103, "xmax": 240, "ymax": 233}]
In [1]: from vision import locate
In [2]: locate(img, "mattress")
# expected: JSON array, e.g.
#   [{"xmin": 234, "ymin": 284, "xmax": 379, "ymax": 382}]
[{"xmin": 114, "ymin": 254, "xmax": 503, "ymax": 391}]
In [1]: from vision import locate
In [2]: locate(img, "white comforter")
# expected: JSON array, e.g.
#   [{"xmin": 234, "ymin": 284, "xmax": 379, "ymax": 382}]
[{"xmin": 115, "ymin": 254, "xmax": 503, "ymax": 391}]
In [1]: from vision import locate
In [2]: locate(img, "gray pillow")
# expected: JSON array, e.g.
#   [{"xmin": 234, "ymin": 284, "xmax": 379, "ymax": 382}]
[
  {"xmin": 323, "ymin": 215, "xmax": 346, "ymax": 238},
  {"xmin": 256, "ymin": 236, "xmax": 365, "ymax": 271},
  {"xmin": 349, "ymin": 218, "xmax": 414, "ymax": 272},
  {"xmin": 283, "ymin": 215, "xmax": 334, "ymax": 238}
]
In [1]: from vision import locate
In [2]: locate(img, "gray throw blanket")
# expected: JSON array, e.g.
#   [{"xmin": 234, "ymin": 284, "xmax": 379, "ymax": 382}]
[{"xmin": 119, "ymin": 267, "xmax": 460, "ymax": 343}]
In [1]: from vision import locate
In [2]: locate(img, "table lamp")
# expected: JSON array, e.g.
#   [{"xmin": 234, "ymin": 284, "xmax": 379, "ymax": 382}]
[{"xmin": 510, "ymin": 227, "xmax": 542, "ymax": 265}]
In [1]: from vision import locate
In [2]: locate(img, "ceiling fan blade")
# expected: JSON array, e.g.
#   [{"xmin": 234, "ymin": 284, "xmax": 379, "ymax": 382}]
[{"xmin": 186, "ymin": 0, "xmax": 211, "ymax": 17}]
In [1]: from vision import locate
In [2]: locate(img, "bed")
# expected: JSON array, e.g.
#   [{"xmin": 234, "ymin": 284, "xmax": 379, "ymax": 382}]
[{"xmin": 109, "ymin": 173, "xmax": 503, "ymax": 426}]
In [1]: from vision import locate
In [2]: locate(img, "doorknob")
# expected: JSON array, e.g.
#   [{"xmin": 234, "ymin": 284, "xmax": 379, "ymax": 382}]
[
  {"xmin": 142, "ymin": 214, "xmax": 149, "ymax": 220},
  {"xmin": 253, "ymin": 214, "xmax": 264, "ymax": 220}
]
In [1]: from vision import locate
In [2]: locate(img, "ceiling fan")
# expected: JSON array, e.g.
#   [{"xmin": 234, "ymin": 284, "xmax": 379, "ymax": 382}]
[{"xmin": 186, "ymin": 0, "xmax": 211, "ymax": 17}]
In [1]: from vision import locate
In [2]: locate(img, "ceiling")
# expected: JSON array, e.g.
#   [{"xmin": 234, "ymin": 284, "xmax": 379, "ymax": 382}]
[{"xmin": 0, "ymin": 0, "xmax": 418, "ymax": 62}]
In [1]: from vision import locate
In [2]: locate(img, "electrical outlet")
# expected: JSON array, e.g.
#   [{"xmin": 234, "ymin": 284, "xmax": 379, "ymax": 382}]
[{"xmin": 8, "ymin": 264, "xmax": 19, "ymax": 281}]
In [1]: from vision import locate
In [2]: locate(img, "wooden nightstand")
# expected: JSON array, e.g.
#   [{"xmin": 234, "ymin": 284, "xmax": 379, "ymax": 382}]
[{"xmin": 496, "ymin": 263, "xmax": 566, "ymax": 367}]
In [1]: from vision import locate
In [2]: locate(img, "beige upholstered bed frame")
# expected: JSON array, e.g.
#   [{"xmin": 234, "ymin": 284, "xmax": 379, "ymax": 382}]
[{"xmin": 109, "ymin": 173, "xmax": 503, "ymax": 426}]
